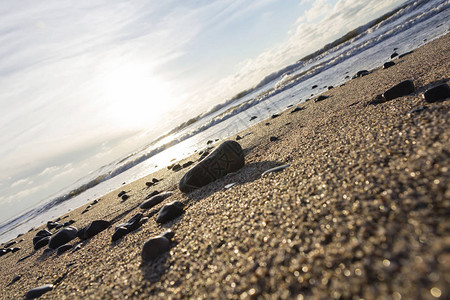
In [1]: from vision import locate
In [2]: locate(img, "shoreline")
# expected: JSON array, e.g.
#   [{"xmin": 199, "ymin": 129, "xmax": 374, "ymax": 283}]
[{"xmin": 1, "ymin": 33, "xmax": 449, "ymax": 299}]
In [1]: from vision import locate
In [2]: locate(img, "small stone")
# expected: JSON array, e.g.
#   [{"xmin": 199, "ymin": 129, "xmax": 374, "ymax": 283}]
[
  {"xmin": 112, "ymin": 227, "xmax": 128, "ymax": 242},
  {"xmin": 9, "ymin": 275, "xmax": 21, "ymax": 285},
  {"xmin": 11, "ymin": 247, "xmax": 21, "ymax": 253},
  {"xmin": 391, "ymin": 52, "xmax": 398, "ymax": 59},
  {"xmin": 141, "ymin": 235, "xmax": 171, "ymax": 261},
  {"xmin": 140, "ymin": 191, "xmax": 173, "ymax": 209},
  {"xmin": 172, "ymin": 164, "xmax": 182, "ymax": 172},
  {"xmin": 34, "ymin": 236, "xmax": 51, "ymax": 250},
  {"xmin": 235, "ymin": 135, "xmax": 242, "ymax": 141},
  {"xmin": 290, "ymin": 106, "xmax": 304, "ymax": 113},
  {"xmin": 271, "ymin": 113, "xmax": 281, "ymax": 119},
  {"xmin": 46, "ymin": 221, "xmax": 59, "ymax": 230},
  {"xmin": 25, "ymin": 284, "xmax": 53, "ymax": 299},
  {"xmin": 182, "ymin": 161, "xmax": 194, "ymax": 168},
  {"xmin": 328, "ymin": 86, "xmax": 333, "ymax": 90},
  {"xmin": 57, "ymin": 244, "xmax": 72, "ymax": 255},
  {"xmin": 261, "ymin": 164, "xmax": 291, "ymax": 177},
  {"xmin": 0, "ymin": 249, "xmax": 7, "ymax": 256},
  {"xmin": 117, "ymin": 191, "xmax": 126, "ymax": 197},
  {"xmin": 315, "ymin": 95, "xmax": 329, "ymax": 102},
  {"xmin": 382, "ymin": 80, "xmax": 415, "ymax": 101},
  {"xmin": 63, "ymin": 220, "xmax": 75, "ymax": 227},
  {"xmin": 145, "ymin": 181, "xmax": 154, "ymax": 187},
  {"xmin": 422, "ymin": 84, "xmax": 449, "ymax": 103},
  {"xmin": 398, "ymin": 51, "xmax": 413, "ymax": 58},
  {"xmin": 156, "ymin": 201, "xmax": 185, "ymax": 224},
  {"xmin": 250, "ymin": 116, "xmax": 257, "ymax": 121},
  {"xmin": 49, "ymin": 227, "xmax": 78, "ymax": 249},
  {"xmin": 270, "ymin": 136, "xmax": 279, "ymax": 142},
  {"xmin": 152, "ymin": 178, "xmax": 159, "ymax": 183},
  {"xmin": 161, "ymin": 230, "xmax": 175, "ymax": 241},
  {"xmin": 3, "ymin": 240, "xmax": 18, "ymax": 248},
  {"xmin": 80, "ymin": 220, "xmax": 110, "ymax": 240},
  {"xmin": 383, "ymin": 61, "xmax": 395, "ymax": 69},
  {"xmin": 312, "ymin": 85, "xmax": 318, "ymax": 89}
]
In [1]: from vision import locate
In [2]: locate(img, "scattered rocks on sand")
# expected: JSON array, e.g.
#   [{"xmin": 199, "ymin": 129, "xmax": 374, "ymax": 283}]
[
  {"xmin": 25, "ymin": 284, "xmax": 53, "ymax": 299},
  {"xmin": 78, "ymin": 220, "xmax": 110, "ymax": 240},
  {"xmin": 141, "ymin": 230, "xmax": 174, "ymax": 262},
  {"xmin": 383, "ymin": 61, "xmax": 395, "ymax": 69},
  {"xmin": 49, "ymin": 227, "xmax": 78, "ymax": 249},
  {"xmin": 0, "ymin": 249, "xmax": 7, "ymax": 256},
  {"xmin": 383, "ymin": 80, "xmax": 415, "ymax": 101},
  {"xmin": 156, "ymin": 201, "xmax": 185, "ymax": 224},
  {"xmin": 179, "ymin": 141, "xmax": 245, "ymax": 193},
  {"xmin": 261, "ymin": 164, "xmax": 291, "ymax": 177},
  {"xmin": 140, "ymin": 191, "xmax": 173, "ymax": 210},
  {"xmin": 422, "ymin": 83, "xmax": 449, "ymax": 103}
]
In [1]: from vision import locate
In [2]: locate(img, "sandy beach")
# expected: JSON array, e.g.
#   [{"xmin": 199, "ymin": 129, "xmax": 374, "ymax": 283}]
[{"xmin": 1, "ymin": 33, "xmax": 449, "ymax": 299}]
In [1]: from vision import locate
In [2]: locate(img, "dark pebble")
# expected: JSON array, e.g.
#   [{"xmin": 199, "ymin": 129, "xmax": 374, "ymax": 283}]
[
  {"xmin": 290, "ymin": 106, "xmax": 304, "ymax": 113},
  {"xmin": 270, "ymin": 136, "xmax": 279, "ymax": 142},
  {"xmin": 182, "ymin": 161, "xmax": 194, "ymax": 168},
  {"xmin": 312, "ymin": 85, "xmax": 318, "ymax": 89},
  {"xmin": 112, "ymin": 227, "xmax": 129, "ymax": 242},
  {"xmin": 9, "ymin": 275, "xmax": 21, "ymax": 285},
  {"xmin": 0, "ymin": 249, "xmax": 7, "ymax": 256},
  {"xmin": 265, "ymin": 122, "xmax": 270, "ymax": 126},
  {"xmin": 3, "ymin": 240, "xmax": 17, "ymax": 248},
  {"xmin": 172, "ymin": 164, "xmax": 182, "ymax": 172},
  {"xmin": 11, "ymin": 247, "xmax": 21, "ymax": 253},
  {"xmin": 141, "ymin": 234, "xmax": 173, "ymax": 261},
  {"xmin": 315, "ymin": 95, "xmax": 329, "ymax": 102},
  {"xmin": 382, "ymin": 80, "xmax": 415, "ymax": 101},
  {"xmin": 145, "ymin": 181, "xmax": 154, "ymax": 187},
  {"xmin": 56, "ymin": 244, "xmax": 72, "ymax": 255},
  {"xmin": 383, "ymin": 61, "xmax": 395, "ymax": 69},
  {"xmin": 398, "ymin": 51, "xmax": 413, "ymax": 58},
  {"xmin": 250, "ymin": 116, "xmax": 257, "ymax": 121},
  {"xmin": 423, "ymin": 84, "xmax": 449, "ymax": 103},
  {"xmin": 63, "ymin": 220, "xmax": 75, "ymax": 227},
  {"xmin": 156, "ymin": 201, "xmax": 185, "ymax": 224},
  {"xmin": 34, "ymin": 236, "xmax": 51, "ymax": 250},
  {"xmin": 236, "ymin": 135, "xmax": 242, "ymax": 141},
  {"xmin": 353, "ymin": 70, "xmax": 369, "ymax": 79},
  {"xmin": 271, "ymin": 113, "xmax": 281, "ymax": 119},
  {"xmin": 391, "ymin": 52, "xmax": 398, "ymax": 59},
  {"xmin": 117, "ymin": 191, "xmax": 126, "ymax": 198},
  {"xmin": 140, "ymin": 191, "xmax": 173, "ymax": 209},
  {"xmin": 25, "ymin": 284, "xmax": 53, "ymax": 299},
  {"xmin": 121, "ymin": 194, "xmax": 130, "ymax": 201},
  {"xmin": 48, "ymin": 227, "xmax": 78, "ymax": 249},
  {"xmin": 80, "ymin": 220, "xmax": 110, "ymax": 240},
  {"xmin": 145, "ymin": 190, "xmax": 160, "ymax": 199},
  {"xmin": 46, "ymin": 221, "xmax": 59, "ymax": 230}
]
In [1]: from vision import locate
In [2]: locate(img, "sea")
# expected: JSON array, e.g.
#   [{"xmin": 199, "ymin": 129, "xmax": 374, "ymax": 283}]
[{"xmin": 1, "ymin": 0, "xmax": 449, "ymax": 244}]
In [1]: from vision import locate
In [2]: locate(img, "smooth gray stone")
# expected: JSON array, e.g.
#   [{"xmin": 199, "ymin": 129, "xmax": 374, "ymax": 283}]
[{"xmin": 25, "ymin": 284, "xmax": 53, "ymax": 299}]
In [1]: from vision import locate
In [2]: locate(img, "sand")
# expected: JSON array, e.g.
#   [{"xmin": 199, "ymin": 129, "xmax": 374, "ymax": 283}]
[{"xmin": 0, "ymin": 33, "xmax": 449, "ymax": 300}]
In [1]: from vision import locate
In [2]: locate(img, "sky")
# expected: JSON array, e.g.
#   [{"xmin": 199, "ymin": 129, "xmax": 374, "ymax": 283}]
[{"xmin": 0, "ymin": 0, "xmax": 406, "ymax": 225}]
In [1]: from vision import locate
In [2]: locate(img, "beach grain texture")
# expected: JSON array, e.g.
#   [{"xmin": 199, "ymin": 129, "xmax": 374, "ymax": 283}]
[{"xmin": 1, "ymin": 33, "xmax": 449, "ymax": 299}]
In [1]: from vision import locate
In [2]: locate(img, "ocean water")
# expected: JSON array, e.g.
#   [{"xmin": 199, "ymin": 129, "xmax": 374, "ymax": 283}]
[{"xmin": 1, "ymin": 0, "xmax": 449, "ymax": 244}]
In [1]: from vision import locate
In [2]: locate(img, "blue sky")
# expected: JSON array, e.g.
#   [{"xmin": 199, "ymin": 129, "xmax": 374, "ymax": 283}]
[{"xmin": 0, "ymin": 0, "xmax": 405, "ymax": 224}]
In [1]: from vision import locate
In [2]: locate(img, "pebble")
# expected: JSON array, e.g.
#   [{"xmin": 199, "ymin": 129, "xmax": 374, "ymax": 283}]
[
  {"xmin": 3, "ymin": 240, "xmax": 18, "ymax": 248},
  {"xmin": 47, "ymin": 221, "xmax": 59, "ymax": 230},
  {"xmin": 391, "ymin": 52, "xmax": 398, "ymax": 59},
  {"xmin": 172, "ymin": 164, "xmax": 182, "ymax": 172},
  {"xmin": 422, "ymin": 83, "xmax": 449, "ymax": 103},
  {"xmin": 270, "ymin": 136, "xmax": 279, "ymax": 142},
  {"xmin": 312, "ymin": 85, "xmax": 318, "ymax": 89},
  {"xmin": 34, "ymin": 236, "xmax": 51, "ymax": 250},
  {"xmin": 57, "ymin": 244, "xmax": 73, "ymax": 255},
  {"xmin": 121, "ymin": 194, "xmax": 130, "ymax": 201},
  {"xmin": 25, "ymin": 284, "xmax": 53, "ymax": 299},
  {"xmin": 398, "ymin": 51, "xmax": 413, "ymax": 58},
  {"xmin": 145, "ymin": 190, "xmax": 160, "ymax": 199},
  {"xmin": 182, "ymin": 161, "xmax": 194, "ymax": 168},
  {"xmin": 48, "ymin": 226, "xmax": 78, "ymax": 249},
  {"xmin": 382, "ymin": 80, "xmax": 415, "ymax": 101},
  {"xmin": 315, "ymin": 95, "xmax": 329, "ymax": 102},
  {"xmin": 141, "ymin": 230, "xmax": 174, "ymax": 261},
  {"xmin": 290, "ymin": 106, "xmax": 304, "ymax": 113},
  {"xmin": 111, "ymin": 227, "xmax": 129, "ymax": 242},
  {"xmin": 271, "ymin": 113, "xmax": 281, "ymax": 119},
  {"xmin": 353, "ymin": 70, "xmax": 369, "ymax": 78},
  {"xmin": 79, "ymin": 220, "xmax": 110, "ymax": 240},
  {"xmin": 9, "ymin": 274, "xmax": 21, "ymax": 285},
  {"xmin": 156, "ymin": 201, "xmax": 185, "ymax": 224},
  {"xmin": 383, "ymin": 61, "xmax": 395, "ymax": 69},
  {"xmin": 0, "ymin": 249, "xmax": 7, "ymax": 256},
  {"xmin": 250, "ymin": 116, "xmax": 257, "ymax": 121},
  {"xmin": 140, "ymin": 191, "xmax": 173, "ymax": 209},
  {"xmin": 261, "ymin": 164, "xmax": 291, "ymax": 177},
  {"xmin": 117, "ymin": 191, "xmax": 126, "ymax": 198}
]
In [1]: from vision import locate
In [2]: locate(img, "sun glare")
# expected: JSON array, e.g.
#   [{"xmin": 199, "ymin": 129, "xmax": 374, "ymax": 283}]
[{"xmin": 100, "ymin": 62, "xmax": 174, "ymax": 129}]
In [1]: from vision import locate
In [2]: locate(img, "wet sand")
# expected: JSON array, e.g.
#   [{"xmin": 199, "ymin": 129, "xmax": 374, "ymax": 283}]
[{"xmin": 0, "ymin": 33, "xmax": 449, "ymax": 299}]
